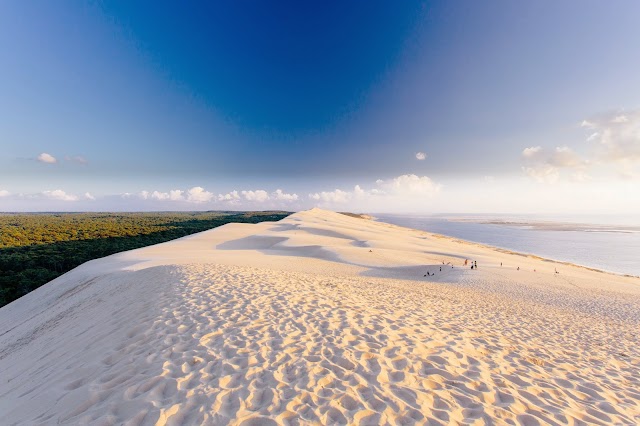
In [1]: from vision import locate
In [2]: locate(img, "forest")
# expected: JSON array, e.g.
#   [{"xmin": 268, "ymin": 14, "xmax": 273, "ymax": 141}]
[{"xmin": 0, "ymin": 211, "xmax": 290, "ymax": 308}]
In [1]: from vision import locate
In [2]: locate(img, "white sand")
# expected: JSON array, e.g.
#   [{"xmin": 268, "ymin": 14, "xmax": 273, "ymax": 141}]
[{"xmin": 0, "ymin": 208, "xmax": 638, "ymax": 425}]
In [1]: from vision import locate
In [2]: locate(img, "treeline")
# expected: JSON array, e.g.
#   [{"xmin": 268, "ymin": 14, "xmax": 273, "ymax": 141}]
[{"xmin": 0, "ymin": 211, "xmax": 290, "ymax": 307}]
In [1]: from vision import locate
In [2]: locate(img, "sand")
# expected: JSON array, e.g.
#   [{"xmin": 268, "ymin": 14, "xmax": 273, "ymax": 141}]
[{"xmin": 0, "ymin": 208, "xmax": 638, "ymax": 425}]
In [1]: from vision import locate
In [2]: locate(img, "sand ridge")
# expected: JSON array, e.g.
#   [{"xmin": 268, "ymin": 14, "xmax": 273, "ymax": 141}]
[{"xmin": 0, "ymin": 208, "xmax": 638, "ymax": 425}]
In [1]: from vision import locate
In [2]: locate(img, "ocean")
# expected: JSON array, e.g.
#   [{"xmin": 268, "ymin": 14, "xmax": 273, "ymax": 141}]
[{"xmin": 375, "ymin": 214, "xmax": 640, "ymax": 277}]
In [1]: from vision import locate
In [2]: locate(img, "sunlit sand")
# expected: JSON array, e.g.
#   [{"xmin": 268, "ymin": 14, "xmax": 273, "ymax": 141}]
[{"xmin": 1, "ymin": 208, "xmax": 638, "ymax": 425}]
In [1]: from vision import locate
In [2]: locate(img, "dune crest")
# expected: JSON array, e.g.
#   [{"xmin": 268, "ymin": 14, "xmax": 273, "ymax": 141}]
[{"xmin": 0, "ymin": 208, "xmax": 638, "ymax": 425}]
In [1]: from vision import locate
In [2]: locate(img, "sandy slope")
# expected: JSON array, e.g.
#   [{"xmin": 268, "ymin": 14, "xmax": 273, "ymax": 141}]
[{"xmin": 0, "ymin": 208, "xmax": 638, "ymax": 425}]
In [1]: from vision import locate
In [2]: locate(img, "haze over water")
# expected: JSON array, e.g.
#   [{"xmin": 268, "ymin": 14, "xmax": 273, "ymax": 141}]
[{"xmin": 376, "ymin": 214, "xmax": 640, "ymax": 277}]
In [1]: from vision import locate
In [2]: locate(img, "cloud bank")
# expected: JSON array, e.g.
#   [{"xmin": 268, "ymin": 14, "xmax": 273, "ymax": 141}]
[
  {"xmin": 308, "ymin": 174, "xmax": 441, "ymax": 212},
  {"xmin": 522, "ymin": 110, "xmax": 640, "ymax": 182},
  {"xmin": 0, "ymin": 177, "xmax": 441, "ymax": 213},
  {"xmin": 521, "ymin": 146, "xmax": 588, "ymax": 183}
]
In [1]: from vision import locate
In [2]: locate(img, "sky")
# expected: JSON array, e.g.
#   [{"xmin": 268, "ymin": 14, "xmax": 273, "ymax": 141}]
[{"xmin": 1, "ymin": 1, "xmax": 639, "ymax": 215}]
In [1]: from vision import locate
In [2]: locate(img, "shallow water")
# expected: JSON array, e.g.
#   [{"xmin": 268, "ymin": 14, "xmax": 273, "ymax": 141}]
[{"xmin": 376, "ymin": 214, "xmax": 640, "ymax": 276}]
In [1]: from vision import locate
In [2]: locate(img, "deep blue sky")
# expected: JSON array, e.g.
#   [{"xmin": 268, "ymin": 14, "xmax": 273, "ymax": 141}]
[{"xmin": 1, "ymin": 1, "xmax": 639, "ymax": 213}]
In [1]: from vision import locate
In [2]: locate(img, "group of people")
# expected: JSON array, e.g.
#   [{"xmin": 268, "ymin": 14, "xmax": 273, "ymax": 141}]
[{"xmin": 424, "ymin": 258, "xmax": 559, "ymax": 277}]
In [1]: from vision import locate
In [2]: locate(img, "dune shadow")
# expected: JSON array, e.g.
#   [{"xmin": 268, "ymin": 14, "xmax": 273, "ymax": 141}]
[
  {"xmin": 360, "ymin": 264, "xmax": 464, "ymax": 282},
  {"xmin": 217, "ymin": 236, "xmax": 288, "ymax": 250},
  {"xmin": 217, "ymin": 235, "xmax": 346, "ymax": 264},
  {"xmin": 297, "ymin": 226, "xmax": 361, "ymax": 241},
  {"xmin": 267, "ymin": 223, "xmax": 299, "ymax": 232},
  {"xmin": 350, "ymin": 240, "xmax": 369, "ymax": 248},
  {"xmin": 423, "ymin": 251, "xmax": 469, "ymax": 260}
]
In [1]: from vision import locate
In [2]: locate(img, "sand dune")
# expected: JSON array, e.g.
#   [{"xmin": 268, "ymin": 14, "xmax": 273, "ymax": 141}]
[{"xmin": 0, "ymin": 208, "xmax": 638, "ymax": 425}]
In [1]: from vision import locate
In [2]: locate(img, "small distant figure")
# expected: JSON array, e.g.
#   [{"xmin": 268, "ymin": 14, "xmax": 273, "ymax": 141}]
[
  {"xmin": 555, "ymin": 268, "xmax": 559, "ymax": 274},
  {"xmin": 369, "ymin": 249, "xmax": 372, "ymax": 252},
  {"xmin": 517, "ymin": 267, "xmax": 520, "ymax": 271},
  {"xmin": 464, "ymin": 259, "xmax": 468, "ymax": 266},
  {"xmin": 439, "ymin": 267, "xmax": 442, "ymax": 272},
  {"xmin": 500, "ymin": 262, "xmax": 502, "ymax": 267},
  {"xmin": 474, "ymin": 261, "xmax": 477, "ymax": 269},
  {"xmin": 471, "ymin": 265, "xmax": 474, "ymax": 270}
]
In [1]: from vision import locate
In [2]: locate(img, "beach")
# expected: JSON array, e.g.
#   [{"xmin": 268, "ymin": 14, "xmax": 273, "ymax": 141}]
[
  {"xmin": 0, "ymin": 208, "xmax": 638, "ymax": 425},
  {"xmin": 375, "ymin": 214, "xmax": 640, "ymax": 277}
]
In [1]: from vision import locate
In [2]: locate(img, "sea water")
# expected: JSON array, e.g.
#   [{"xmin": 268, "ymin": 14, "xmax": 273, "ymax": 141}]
[{"xmin": 375, "ymin": 214, "xmax": 640, "ymax": 277}]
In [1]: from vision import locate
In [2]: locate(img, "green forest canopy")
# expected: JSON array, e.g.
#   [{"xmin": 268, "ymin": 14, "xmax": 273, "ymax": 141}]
[{"xmin": 0, "ymin": 211, "xmax": 290, "ymax": 308}]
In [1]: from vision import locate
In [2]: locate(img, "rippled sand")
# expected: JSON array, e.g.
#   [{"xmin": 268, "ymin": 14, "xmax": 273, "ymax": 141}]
[{"xmin": 0, "ymin": 208, "xmax": 638, "ymax": 425}]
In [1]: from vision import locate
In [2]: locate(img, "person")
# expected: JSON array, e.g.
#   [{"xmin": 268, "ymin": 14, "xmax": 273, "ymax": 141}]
[
  {"xmin": 464, "ymin": 259, "xmax": 468, "ymax": 266},
  {"xmin": 474, "ymin": 261, "xmax": 477, "ymax": 269},
  {"xmin": 517, "ymin": 267, "xmax": 520, "ymax": 271},
  {"xmin": 439, "ymin": 267, "xmax": 442, "ymax": 272},
  {"xmin": 500, "ymin": 262, "xmax": 502, "ymax": 267}
]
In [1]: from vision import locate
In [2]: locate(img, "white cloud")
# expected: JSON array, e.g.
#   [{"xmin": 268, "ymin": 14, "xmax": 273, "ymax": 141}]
[
  {"xmin": 0, "ymin": 190, "xmax": 10, "ymax": 197},
  {"xmin": 218, "ymin": 190, "xmax": 241, "ymax": 202},
  {"xmin": 273, "ymin": 189, "xmax": 298, "ymax": 201},
  {"xmin": 524, "ymin": 110, "xmax": 640, "ymax": 183},
  {"xmin": 169, "ymin": 190, "xmax": 184, "ymax": 201},
  {"xmin": 135, "ymin": 187, "xmax": 214, "ymax": 203},
  {"xmin": 149, "ymin": 190, "xmax": 184, "ymax": 201},
  {"xmin": 84, "ymin": 192, "xmax": 96, "ymax": 201},
  {"xmin": 522, "ymin": 146, "xmax": 542, "ymax": 158},
  {"xmin": 521, "ymin": 146, "xmax": 588, "ymax": 183},
  {"xmin": 576, "ymin": 110, "xmax": 640, "ymax": 178},
  {"xmin": 186, "ymin": 187, "xmax": 214, "ymax": 203},
  {"xmin": 375, "ymin": 174, "xmax": 441, "ymax": 196},
  {"xmin": 415, "ymin": 152, "xmax": 427, "ymax": 160},
  {"xmin": 586, "ymin": 132, "xmax": 599, "ymax": 142},
  {"xmin": 37, "ymin": 153, "xmax": 57, "ymax": 164},
  {"xmin": 42, "ymin": 189, "xmax": 78, "ymax": 201},
  {"xmin": 308, "ymin": 189, "xmax": 351, "ymax": 204},
  {"xmin": 242, "ymin": 190, "xmax": 269, "ymax": 202},
  {"xmin": 308, "ymin": 174, "xmax": 441, "ymax": 210},
  {"xmin": 584, "ymin": 110, "xmax": 640, "ymax": 163},
  {"xmin": 65, "ymin": 155, "xmax": 88, "ymax": 165},
  {"xmin": 150, "ymin": 191, "xmax": 169, "ymax": 201},
  {"xmin": 548, "ymin": 146, "xmax": 585, "ymax": 168}
]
